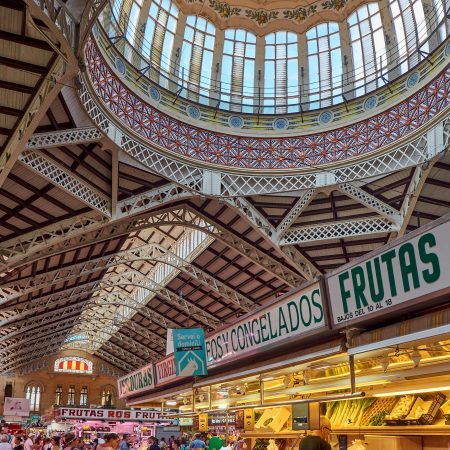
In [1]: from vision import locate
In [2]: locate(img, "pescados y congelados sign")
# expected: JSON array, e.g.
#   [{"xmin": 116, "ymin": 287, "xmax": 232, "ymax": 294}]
[
  {"xmin": 206, "ymin": 282, "xmax": 325, "ymax": 367},
  {"xmin": 328, "ymin": 217, "xmax": 450, "ymax": 326}
]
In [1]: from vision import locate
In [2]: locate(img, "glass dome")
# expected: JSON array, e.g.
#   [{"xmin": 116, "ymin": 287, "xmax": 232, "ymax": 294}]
[{"xmin": 99, "ymin": 0, "xmax": 449, "ymax": 114}]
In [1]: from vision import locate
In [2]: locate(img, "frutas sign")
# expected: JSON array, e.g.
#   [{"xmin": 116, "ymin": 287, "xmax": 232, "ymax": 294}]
[
  {"xmin": 118, "ymin": 363, "xmax": 154, "ymax": 398},
  {"xmin": 328, "ymin": 218, "xmax": 450, "ymax": 326},
  {"xmin": 55, "ymin": 408, "xmax": 168, "ymax": 421},
  {"xmin": 206, "ymin": 282, "xmax": 325, "ymax": 366}
]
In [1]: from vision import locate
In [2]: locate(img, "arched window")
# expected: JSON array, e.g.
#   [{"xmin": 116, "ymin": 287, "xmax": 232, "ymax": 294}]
[
  {"xmin": 221, "ymin": 29, "xmax": 256, "ymax": 112},
  {"xmin": 179, "ymin": 16, "xmax": 216, "ymax": 103},
  {"xmin": 55, "ymin": 385, "xmax": 63, "ymax": 406},
  {"xmin": 433, "ymin": 0, "xmax": 448, "ymax": 42},
  {"xmin": 306, "ymin": 22, "xmax": 342, "ymax": 109},
  {"xmin": 54, "ymin": 357, "xmax": 93, "ymax": 374},
  {"xmin": 124, "ymin": 0, "xmax": 143, "ymax": 47},
  {"xmin": 80, "ymin": 387, "xmax": 88, "ymax": 407},
  {"xmin": 348, "ymin": 3, "xmax": 387, "ymax": 97},
  {"xmin": 67, "ymin": 386, "xmax": 76, "ymax": 406},
  {"xmin": 389, "ymin": 0, "xmax": 429, "ymax": 73},
  {"xmin": 142, "ymin": 0, "xmax": 178, "ymax": 84},
  {"xmin": 25, "ymin": 384, "xmax": 41, "ymax": 412},
  {"xmin": 101, "ymin": 385, "xmax": 116, "ymax": 407},
  {"xmin": 264, "ymin": 31, "xmax": 299, "ymax": 114}
]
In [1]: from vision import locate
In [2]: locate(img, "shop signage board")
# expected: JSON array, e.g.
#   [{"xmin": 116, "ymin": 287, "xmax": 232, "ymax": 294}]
[
  {"xmin": 173, "ymin": 328, "xmax": 208, "ymax": 376},
  {"xmin": 54, "ymin": 408, "xmax": 171, "ymax": 422},
  {"xmin": 206, "ymin": 281, "xmax": 325, "ymax": 367},
  {"xmin": 120, "ymin": 281, "xmax": 326, "ymax": 396},
  {"xmin": 155, "ymin": 355, "xmax": 180, "ymax": 386},
  {"xmin": 4, "ymin": 398, "xmax": 30, "ymax": 416},
  {"xmin": 327, "ymin": 217, "xmax": 450, "ymax": 326},
  {"xmin": 117, "ymin": 363, "xmax": 155, "ymax": 398}
]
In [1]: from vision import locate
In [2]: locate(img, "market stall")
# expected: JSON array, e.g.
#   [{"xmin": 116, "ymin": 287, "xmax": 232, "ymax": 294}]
[{"xmin": 45, "ymin": 408, "xmax": 174, "ymax": 444}]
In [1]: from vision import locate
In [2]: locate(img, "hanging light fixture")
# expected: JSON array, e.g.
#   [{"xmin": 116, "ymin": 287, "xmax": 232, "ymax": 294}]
[{"xmin": 411, "ymin": 349, "xmax": 421, "ymax": 367}]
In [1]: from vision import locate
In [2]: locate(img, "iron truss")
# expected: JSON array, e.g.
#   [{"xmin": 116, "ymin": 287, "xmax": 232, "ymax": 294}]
[
  {"xmin": 0, "ymin": 243, "xmax": 254, "ymax": 311},
  {"xmin": 0, "ymin": 205, "xmax": 303, "ymax": 286}
]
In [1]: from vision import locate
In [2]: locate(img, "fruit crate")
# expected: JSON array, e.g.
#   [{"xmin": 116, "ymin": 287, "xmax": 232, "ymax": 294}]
[
  {"xmin": 360, "ymin": 397, "xmax": 397, "ymax": 426},
  {"xmin": 401, "ymin": 393, "xmax": 446, "ymax": 425},
  {"xmin": 384, "ymin": 395, "xmax": 416, "ymax": 425}
]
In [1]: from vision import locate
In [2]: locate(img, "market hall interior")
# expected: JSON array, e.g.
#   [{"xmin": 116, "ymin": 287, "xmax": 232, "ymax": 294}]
[{"xmin": 0, "ymin": 0, "xmax": 450, "ymax": 448}]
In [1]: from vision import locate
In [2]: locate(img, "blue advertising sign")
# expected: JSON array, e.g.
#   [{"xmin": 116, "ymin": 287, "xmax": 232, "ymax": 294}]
[{"xmin": 173, "ymin": 328, "xmax": 208, "ymax": 376}]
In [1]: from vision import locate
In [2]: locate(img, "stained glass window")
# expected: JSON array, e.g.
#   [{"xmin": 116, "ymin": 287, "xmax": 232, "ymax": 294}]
[{"xmin": 54, "ymin": 357, "xmax": 93, "ymax": 374}]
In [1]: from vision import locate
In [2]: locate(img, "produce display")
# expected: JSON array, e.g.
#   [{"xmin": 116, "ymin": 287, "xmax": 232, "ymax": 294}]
[
  {"xmin": 254, "ymin": 407, "xmax": 291, "ymax": 432},
  {"xmin": 405, "ymin": 398, "xmax": 430, "ymax": 420},
  {"xmin": 326, "ymin": 393, "xmax": 447, "ymax": 428},
  {"xmin": 359, "ymin": 397, "xmax": 398, "ymax": 426},
  {"xmin": 385, "ymin": 395, "xmax": 415, "ymax": 422},
  {"xmin": 326, "ymin": 398, "xmax": 376, "ymax": 427}
]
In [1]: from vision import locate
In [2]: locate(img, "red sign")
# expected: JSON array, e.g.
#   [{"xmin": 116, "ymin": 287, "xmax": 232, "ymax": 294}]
[{"xmin": 55, "ymin": 408, "xmax": 170, "ymax": 422}]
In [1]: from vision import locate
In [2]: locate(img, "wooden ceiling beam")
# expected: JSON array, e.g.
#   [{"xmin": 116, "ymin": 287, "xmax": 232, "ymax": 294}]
[
  {"xmin": 0, "ymin": 55, "xmax": 47, "ymax": 74},
  {"xmin": 0, "ymin": 80, "xmax": 34, "ymax": 95},
  {"xmin": 0, "ymin": 29, "xmax": 52, "ymax": 51}
]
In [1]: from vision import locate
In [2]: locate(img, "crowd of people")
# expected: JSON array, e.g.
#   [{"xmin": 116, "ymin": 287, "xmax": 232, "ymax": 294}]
[{"xmin": 0, "ymin": 432, "xmax": 244, "ymax": 450}]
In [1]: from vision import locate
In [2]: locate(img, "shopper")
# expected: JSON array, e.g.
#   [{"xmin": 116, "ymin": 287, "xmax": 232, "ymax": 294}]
[
  {"xmin": 207, "ymin": 434, "xmax": 222, "ymax": 450},
  {"xmin": 147, "ymin": 437, "xmax": 160, "ymax": 450},
  {"xmin": 171, "ymin": 441, "xmax": 180, "ymax": 450},
  {"xmin": 24, "ymin": 435, "xmax": 34, "ymax": 450},
  {"xmin": 159, "ymin": 438, "xmax": 167, "ymax": 450},
  {"xmin": 0, "ymin": 435, "xmax": 12, "ymax": 450},
  {"xmin": 42, "ymin": 439, "xmax": 51, "ymax": 450},
  {"xmin": 62, "ymin": 434, "xmax": 82, "ymax": 450},
  {"xmin": 119, "ymin": 435, "xmax": 129, "ymax": 450},
  {"xmin": 13, "ymin": 436, "xmax": 24, "ymax": 450},
  {"xmin": 100, "ymin": 434, "xmax": 120, "ymax": 450},
  {"xmin": 50, "ymin": 437, "xmax": 60, "ymax": 450},
  {"xmin": 299, "ymin": 417, "xmax": 332, "ymax": 450},
  {"xmin": 189, "ymin": 435, "xmax": 205, "ymax": 450}
]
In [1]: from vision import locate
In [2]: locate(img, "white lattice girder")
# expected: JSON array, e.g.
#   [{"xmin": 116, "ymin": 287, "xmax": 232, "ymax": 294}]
[
  {"xmin": 0, "ymin": 302, "xmax": 84, "ymax": 335},
  {"xmin": 26, "ymin": 127, "xmax": 103, "ymax": 149},
  {"xmin": 1, "ymin": 332, "xmax": 69, "ymax": 365},
  {"xmin": 0, "ymin": 56, "xmax": 67, "ymax": 189},
  {"xmin": 94, "ymin": 347, "xmax": 137, "ymax": 372},
  {"xmin": 275, "ymin": 189, "xmax": 316, "ymax": 236},
  {"xmin": 337, "ymin": 183, "xmax": 402, "ymax": 224},
  {"xmin": 222, "ymin": 193, "xmax": 318, "ymax": 280},
  {"xmin": 100, "ymin": 339, "xmax": 146, "ymax": 367},
  {"xmin": 0, "ymin": 329, "xmax": 70, "ymax": 359},
  {"xmin": 116, "ymin": 181, "xmax": 200, "ymax": 219},
  {"xmin": 0, "ymin": 205, "xmax": 301, "ymax": 287},
  {"xmin": 0, "ymin": 269, "xmax": 218, "ymax": 329},
  {"xmin": 79, "ymin": 73, "xmax": 450, "ymax": 196},
  {"xmin": 280, "ymin": 217, "xmax": 399, "ymax": 244},
  {"xmin": 0, "ymin": 243, "xmax": 254, "ymax": 311},
  {"xmin": 0, "ymin": 322, "xmax": 75, "ymax": 351},
  {"xmin": 281, "ymin": 245, "xmax": 320, "ymax": 279},
  {"xmin": 0, "ymin": 211, "xmax": 107, "ymax": 270},
  {"xmin": 18, "ymin": 149, "xmax": 111, "ymax": 216},
  {"xmin": 74, "ymin": 326, "xmax": 160, "ymax": 360},
  {"xmin": 1, "ymin": 268, "xmax": 220, "ymax": 327},
  {"xmin": 396, "ymin": 162, "xmax": 435, "ymax": 237},
  {"xmin": 79, "ymin": 313, "xmax": 166, "ymax": 348},
  {"xmin": 0, "ymin": 344, "xmax": 64, "ymax": 374},
  {"xmin": 27, "ymin": 0, "xmax": 76, "ymax": 53},
  {"xmin": 0, "ymin": 288, "xmax": 178, "ymax": 331}
]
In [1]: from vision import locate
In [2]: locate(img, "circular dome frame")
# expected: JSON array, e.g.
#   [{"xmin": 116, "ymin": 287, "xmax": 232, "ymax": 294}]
[{"xmin": 84, "ymin": 35, "xmax": 450, "ymax": 172}]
